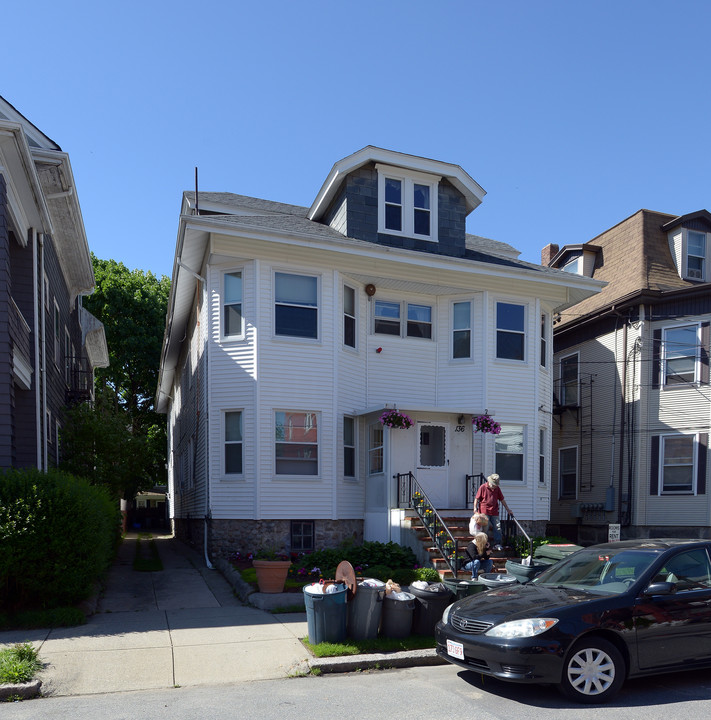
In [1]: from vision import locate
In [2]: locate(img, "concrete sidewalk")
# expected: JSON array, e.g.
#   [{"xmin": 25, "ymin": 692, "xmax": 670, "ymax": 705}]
[{"xmin": 0, "ymin": 533, "xmax": 311, "ymax": 697}]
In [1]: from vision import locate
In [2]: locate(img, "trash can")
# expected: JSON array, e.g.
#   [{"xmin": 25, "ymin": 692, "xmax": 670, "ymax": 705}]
[
  {"xmin": 303, "ymin": 583, "xmax": 348, "ymax": 645},
  {"xmin": 347, "ymin": 579, "xmax": 386, "ymax": 640},
  {"xmin": 407, "ymin": 582, "xmax": 455, "ymax": 636},
  {"xmin": 477, "ymin": 573, "xmax": 518, "ymax": 589},
  {"xmin": 505, "ymin": 559, "xmax": 549, "ymax": 584},
  {"xmin": 380, "ymin": 591, "xmax": 416, "ymax": 638},
  {"xmin": 442, "ymin": 577, "xmax": 487, "ymax": 600}
]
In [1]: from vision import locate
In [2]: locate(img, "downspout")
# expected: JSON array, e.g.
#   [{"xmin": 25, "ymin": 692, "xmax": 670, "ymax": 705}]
[
  {"xmin": 617, "ymin": 320, "xmax": 628, "ymax": 525},
  {"xmin": 40, "ymin": 233, "xmax": 47, "ymax": 471},
  {"xmin": 32, "ymin": 230, "xmax": 41, "ymax": 468},
  {"xmin": 198, "ymin": 272, "xmax": 212, "ymax": 569}
]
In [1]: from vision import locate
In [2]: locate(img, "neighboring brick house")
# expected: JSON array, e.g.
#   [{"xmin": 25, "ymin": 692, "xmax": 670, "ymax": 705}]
[
  {"xmin": 157, "ymin": 146, "xmax": 602, "ymax": 561},
  {"xmin": 0, "ymin": 96, "xmax": 108, "ymax": 470},
  {"xmin": 545, "ymin": 209, "xmax": 711, "ymax": 543}
]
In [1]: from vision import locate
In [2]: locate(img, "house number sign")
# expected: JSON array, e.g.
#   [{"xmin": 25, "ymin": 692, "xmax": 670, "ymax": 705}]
[{"xmin": 455, "ymin": 425, "xmax": 466, "ymax": 432}]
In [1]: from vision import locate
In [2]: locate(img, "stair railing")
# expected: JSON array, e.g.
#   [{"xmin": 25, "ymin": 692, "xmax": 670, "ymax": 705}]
[{"xmin": 395, "ymin": 471, "xmax": 460, "ymax": 579}]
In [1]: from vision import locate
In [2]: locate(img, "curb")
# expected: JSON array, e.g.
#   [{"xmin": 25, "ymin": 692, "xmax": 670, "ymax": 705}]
[
  {"xmin": 0, "ymin": 680, "xmax": 42, "ymax": 700},
  {"xmin": 311, "ymin": 648, "xmax": 446, "ymax": 674}
]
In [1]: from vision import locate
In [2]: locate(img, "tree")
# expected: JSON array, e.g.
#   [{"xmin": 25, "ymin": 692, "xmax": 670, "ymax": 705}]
[{"xmin": 61, "ymin": 256, "xmax": 170, "ymax": 499}]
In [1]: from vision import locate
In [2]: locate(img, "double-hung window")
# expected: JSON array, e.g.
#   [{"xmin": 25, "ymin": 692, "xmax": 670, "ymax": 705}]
[
  {"xmin": 560, "ymin": 353, "xmax": 579, "ymax": 406},
  {"xmin": 376, "ymin": 164, "xmax": 439, "ymax": 241},
  {"xmin": 540, "ymin": 314, "xmax": 547, "ymax": 367},
  {"xmin": 343, "ymin": 286, "xmax": 356, "ymax": 348},
  {"xmin": 452, "ymin": 301, "xmax": 471, "ymax": 359},
  {"xmin": 661, "ymin": 434, "xmax": 695, "ymax": 493},
  {"xmin": 223, "ymin": 271, "xmax": 243, "ymax": 338},
  {"xmin": 496, "ymin": 302, "xmax": 525, "ymax": 361},
  {"xmin": 495, "ymin": 424, "xmax": 524, "ymax": 481},
  {"xmin": 687, "ymin": 231, "xmax": 706, "ymax": 280},
  {"xmin": 275, "ymin": 411, "xmax": 318, "ymax": 475},
  {"xmin": 344, "ymin": 416, "xmax": 356, "ymax": 478},
  {"xmin": 374, "ymin": 300, "xmax": 432, "ymax": 339},
  {"xmin": 663, "ymin": 324, "xmax": 698, "ymax": 385},
  {"xmin": 369, "ymin": 423, "xmax": 384, "ymax": 474},
  {"xmin": 275, "ymin": 272, "xmax": 318, "ymax": 339},
  {"xmin": 224, "ymin": 411, "xmax": 243, "ymax": 475},
  {"xmin": 559, "ymin": 446, "xmax": 578, "ymax": 498}
]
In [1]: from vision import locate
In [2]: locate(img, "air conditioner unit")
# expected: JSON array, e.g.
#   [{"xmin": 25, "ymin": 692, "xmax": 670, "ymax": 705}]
[{"xmin": 688, "ymin": 268, "xmax": 703, "ymax": 279}]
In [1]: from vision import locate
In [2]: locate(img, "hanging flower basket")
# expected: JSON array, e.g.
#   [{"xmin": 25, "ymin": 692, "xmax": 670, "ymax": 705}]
[
  {"xmin": 472, "ymin": 413, "xmax": 501, "ymax": 435},
  {"xmin": 380, "ymin": 409, "xmax": 414, "ymax": 429}
]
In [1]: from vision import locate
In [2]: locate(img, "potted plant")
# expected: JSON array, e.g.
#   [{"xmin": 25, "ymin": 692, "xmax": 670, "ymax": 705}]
[
  {"xmin": 379, "ymin": 409, "xmax": 414, "ymax": 429},
  {"xmin": 422, "ymin": 508, "xmax": 434, "ymax": 526},
  {"xmin": 252, "ymin": 548, "xmax": 292, "ymax": 593},
  {"xmin": 412, "ymin": 491, "xmax": 424, "ymax": 508}
]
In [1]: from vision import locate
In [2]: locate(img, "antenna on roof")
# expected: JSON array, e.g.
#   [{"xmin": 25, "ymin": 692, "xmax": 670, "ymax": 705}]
[{"xmin": 194, "ymin": 167, "xmax": 199, "ymax": 215}]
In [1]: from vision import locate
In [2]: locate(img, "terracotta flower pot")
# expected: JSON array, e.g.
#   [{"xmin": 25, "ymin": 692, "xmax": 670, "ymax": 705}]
[{"xmin": 253, "ymin": 559, "xmax": 292, "ymax": 593}]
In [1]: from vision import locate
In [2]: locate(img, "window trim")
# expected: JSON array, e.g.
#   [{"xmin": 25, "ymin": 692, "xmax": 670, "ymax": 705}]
[
  {"xmin": 539, "ymin": 427, "xmax": 546, "ymax": 485},
  {"xmin": 662, "ymin": 322, "xmax": 700, "ymax": 386},
  {"xmin": 559, "ymin": 445, "xmax": 578, "ymax": 499},
  {"xmin": 222, "ymin": 269, "xmax": 244, "ymax": 341},
  {"xmin": 375, "ymin": 163, "xmax": 440, "ymax": 241},
  {"xmin": 343, "ymin": 415, "xmax": 356, "ymax": 479},
  {"xmin": 494, "ymin": 423, "xmax": 525, "ymax": 482},
  {"xmin": 223, "ymin": 410, "xmax": 244, "ymax": 478},
  {"xmin": 343, "ymin": 284, "xmax": 357, "ymax": 350},
  {"xmin": 273, "ymin": 270, "xmax": 319, "ymax": 341},
  {"xmin": 659, "ymin": 433, "xmax": 696, "ymax": 495},
  {"xmin": 540, "ymin": 313, "xmax": 548, "ymax": 368},
  {"xmin": 452, "ymin": 300, "xmax": 472, "ymax": 360},
  {"xmin": 559, "ymin": 352, "xmax": 580, "ymax": 406},
  {"xmin": 373, "ymin": 299, "xmax": 433, "ymax": 340},
  {"xmin": 685, "ymin": 229, "xmax": 707, "ymax": 281},
  {"xmin": 495, "ymin": 301, "xmax": 526, "ymax": 362},
  {"xmin": 368, "ymin": 422, "xmax": 384, "ymax": 475},
  {"xmin": 275, "ymin": 410, "xmax": 320, "ymax": 477},
  {"xmin": 53, "ymin": 300, "xmax": 61, "ymax": 367}
]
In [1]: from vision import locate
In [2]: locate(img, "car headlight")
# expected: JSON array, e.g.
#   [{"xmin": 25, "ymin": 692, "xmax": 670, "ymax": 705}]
[
  {"xmin": 485, "ymin": 618, "xmax": 558, "ymax": 639},
  {"xmin": 441, "ymin": 602, "xmax": 456, "ymax": 625}
]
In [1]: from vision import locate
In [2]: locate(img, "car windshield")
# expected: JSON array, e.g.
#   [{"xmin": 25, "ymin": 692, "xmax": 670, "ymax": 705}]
[{"xmin": 532, "ymin": 547, "xmax": 660, "ymax": 594}]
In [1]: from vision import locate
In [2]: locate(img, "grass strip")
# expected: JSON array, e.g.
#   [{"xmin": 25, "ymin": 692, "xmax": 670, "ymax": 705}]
[
  {"xmin": 303, "ymin": 634, "xmax": 435, "ymax": 658},
  {"xmin": 133, "ymin": 537, "xmax": 163, "ymax": 572},
  {"xmin": 0, "ymin": 643, "xmax": 42, "ymax": 684}
]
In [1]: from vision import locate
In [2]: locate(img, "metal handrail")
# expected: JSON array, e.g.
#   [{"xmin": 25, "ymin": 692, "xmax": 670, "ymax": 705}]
[{"xmin": 395, "ymin": 471, "xmax": 460, "ymax": 578}]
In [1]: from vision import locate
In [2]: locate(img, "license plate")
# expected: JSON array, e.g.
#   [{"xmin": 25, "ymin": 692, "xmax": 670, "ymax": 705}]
[{"xmin": 447, "ymin": 639, "xmax": 464, "ymax": 660}]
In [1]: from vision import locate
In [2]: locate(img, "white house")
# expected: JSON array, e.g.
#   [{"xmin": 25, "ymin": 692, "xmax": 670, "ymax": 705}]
[{"xmin": 156, "ymin": 147, "xmax": 602, "ymax": 562}]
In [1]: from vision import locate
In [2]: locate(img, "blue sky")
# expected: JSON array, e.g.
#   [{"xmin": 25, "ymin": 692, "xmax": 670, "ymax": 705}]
[{"xmin": 4, "ymin": 1, "xmax": 711, "ymax": 279}]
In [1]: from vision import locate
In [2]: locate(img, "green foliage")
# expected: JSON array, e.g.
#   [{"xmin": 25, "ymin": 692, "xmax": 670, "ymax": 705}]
[
  {"xmin": 512, "ymin": 534, "xmax": 571, "ymax": 558},
  {"xmin": 0, "ymin": 643, "xmax": 42, "ymax": 684},
  {"xmin": 303, "ymin": 634, "xmax": 435, "ymax": 657},
  {"xmin": 61, "ymin": 255, "xmax": 171, "ymax": 499},
  {"xmin": 390, "ymin": 568, "xmax": 418, "ymax": 585},
  {"xmin": 291, "ymin": 541, "xmax": 417, "ymax": 579},
  {"xmin": 361, "ymin": 565, "xmax": 392, "ymax": 581},
  {"xmin": 413, "ymin": 567, "xmax": 442, "ymax": 583},
  {"xmin": 0, "ymin": 468, "xmax": 121, "ymax": 613},
  {"xmin": 1, "ymin": 607, "xmax": 86, "ymax": 631}
]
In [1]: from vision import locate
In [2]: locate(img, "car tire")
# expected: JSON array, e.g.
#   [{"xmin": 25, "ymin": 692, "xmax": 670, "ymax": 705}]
[{"xmin": 558, "ymin": 637, "xmax": 625, "ymax": 704}]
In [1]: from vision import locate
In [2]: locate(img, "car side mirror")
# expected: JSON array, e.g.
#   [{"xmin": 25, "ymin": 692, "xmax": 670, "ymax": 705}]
[{"xmin": 642, "ymin": 581, "xmax": 677, "ymax": 597}]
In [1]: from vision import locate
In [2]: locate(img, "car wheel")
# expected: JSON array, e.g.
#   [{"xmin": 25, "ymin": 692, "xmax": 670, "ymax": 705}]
[{"xmin": 558, "ymin": 637, "xmax": 625, "ymax": 704}]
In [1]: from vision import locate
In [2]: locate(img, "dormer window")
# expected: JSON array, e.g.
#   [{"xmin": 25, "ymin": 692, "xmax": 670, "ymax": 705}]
[
  {"xmin": 561, "ymin": 254, "xmax": 582, "ymax": 274},
  {"xmin": 687, "ymin": 231, "xmax": 706, "ymax": 280},
  {"xmin": 376, "ymin": 164, "xmax": 439, "ymax": 241}
]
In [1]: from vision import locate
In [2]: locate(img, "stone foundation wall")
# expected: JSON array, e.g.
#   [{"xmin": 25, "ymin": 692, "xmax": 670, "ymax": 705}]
[{"xmin": 206, "ymin": 519, "xmax": 364, "ymax": 560}]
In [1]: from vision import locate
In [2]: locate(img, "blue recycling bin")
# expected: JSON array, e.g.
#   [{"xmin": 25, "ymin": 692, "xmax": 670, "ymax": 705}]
[{"xmin": 303, "ymin": 584, "xmax": 348, "ymax": 644}]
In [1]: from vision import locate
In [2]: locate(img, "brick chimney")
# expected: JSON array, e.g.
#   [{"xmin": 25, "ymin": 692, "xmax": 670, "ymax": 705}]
[{"xmin": 541, "ymin": 243, "xmax": 559, "ymax": 267}]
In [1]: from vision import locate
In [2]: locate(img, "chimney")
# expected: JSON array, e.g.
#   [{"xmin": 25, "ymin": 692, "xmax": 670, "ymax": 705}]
[{"xmin": 541, "ymin": 243, "xmax": 559, "ymax": 266}]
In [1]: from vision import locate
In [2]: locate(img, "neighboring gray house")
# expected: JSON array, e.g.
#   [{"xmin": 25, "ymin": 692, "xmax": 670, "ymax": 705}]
[
  {"xmin": 156, "ymin": 146, "xmax": 602, "ymax": 561},
  {"xmin": 546, "ymin": 209, "xmax": 711, "ymax": 543},
  {"xmin": 0, "ymin": 96, "xmax": 108, "ymax": 470}
]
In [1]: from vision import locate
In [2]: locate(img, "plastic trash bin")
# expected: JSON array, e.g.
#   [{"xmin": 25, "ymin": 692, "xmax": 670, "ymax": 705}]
[
  {"xmin": 504, "ymin": 559, "xmax": 550, "ymax": 584},
  {"xmin": 380, "ymin": 591, "xmax": 415, "ymax": 638},
  {"xmin": 347, "ymin": 579, "xmax": 386, "ymax": 640},
  {"xmin": 477, "ymin": 573, "xmax": 518, "ymax": 589},
  {"xmin": 303, "ymin": 583, "xmax": 348, "ymax": 644},
  {"xmin": 407, "ymin": 582, "xmax": 455, "ymax": 635},
  {"xmin": 442, "ymin": 577, "xmax": 487, "ymax": 600}
]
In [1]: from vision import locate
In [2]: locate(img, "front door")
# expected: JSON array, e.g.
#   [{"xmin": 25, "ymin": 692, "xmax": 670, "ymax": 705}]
[{"xmin": 417, "ymin": 422, "xmax": 449, "ymax": 508}]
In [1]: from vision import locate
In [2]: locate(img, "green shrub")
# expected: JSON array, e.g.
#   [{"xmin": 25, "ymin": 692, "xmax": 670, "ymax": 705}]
[
  {"xmin": 0, "ymin": 643, "xmax": 42, "ymax": 684},
  {"xmin": 390, "ymin": 568, "xmax": 418, "ymax": 585},
  {"xmin": 361, "ymin": 564, "xmax": 392, "ymax": 581},
  {"xmin": 0, "ymin": 467, "xmax": 121, "ymax": 613},
  {"xmin": 413, "ymin": 567, "xmax": 442, "ymax": 583}
]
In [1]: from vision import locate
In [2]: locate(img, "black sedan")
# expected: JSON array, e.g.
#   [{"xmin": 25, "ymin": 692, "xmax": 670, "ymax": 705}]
[{"xmin": 435, "ymin": 539, "xmax": 711, "ymax": 703}]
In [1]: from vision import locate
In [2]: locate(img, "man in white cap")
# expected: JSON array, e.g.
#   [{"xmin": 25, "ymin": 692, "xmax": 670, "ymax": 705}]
[{"xmin": 473, "ymin": 473, "xmax": 513, "ymax": 550}]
